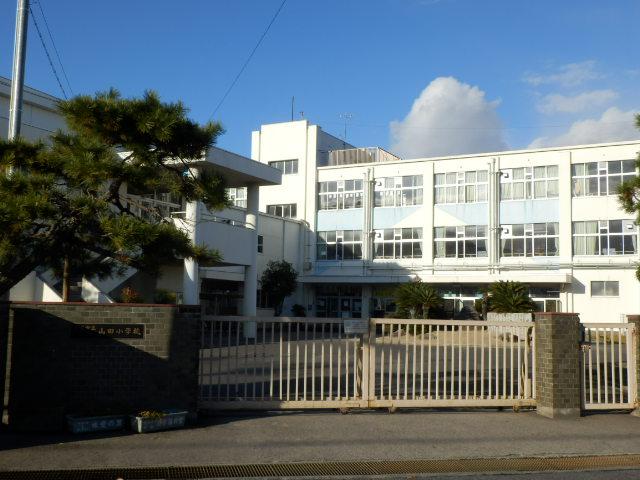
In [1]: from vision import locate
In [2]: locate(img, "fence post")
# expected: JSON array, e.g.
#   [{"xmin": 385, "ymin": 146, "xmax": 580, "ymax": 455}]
[
  {"xmin": 534, "ymin": 312, "xmax": 582, "ymax": 419},
  {"xmin": 627, "ymin": 315, "xmax": 640, "ymax": 416}
]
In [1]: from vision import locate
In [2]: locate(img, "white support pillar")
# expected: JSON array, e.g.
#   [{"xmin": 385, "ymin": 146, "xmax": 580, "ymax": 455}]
[
  {"xmin": 182, "ymin": 192, "xmax": 201, "ymax": 305},
  {"xmin": 243, "ymin": 184, "xmax": 259, "ymax": 338}
]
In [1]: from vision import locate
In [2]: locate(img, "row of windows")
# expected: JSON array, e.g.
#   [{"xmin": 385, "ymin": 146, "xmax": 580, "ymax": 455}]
[
  {"xmin": 267, "ymin": 203, "xmax": 297, "ymax": 218},
  {"xmin": 373, "ymin": 228, "xmax": 423, "ymax": 259},
  {"xmin": 433, "ymin": 225, "xmax": 488, "ymax": 258},
  {"xmin": 500, "ymin": 166, "xmax": 559, "ymax": 200},
  {"xmin": 315, "ymin": 159, "xmax": 637, "ymax": 210},
  {"xmin": 269, "ymin": 159, "xmax": 298, "ymax": 174},
  {"xmin": 374, "ymin": 176, "xmax": 423, "ymax": 207},
  {"xmin": 316, "ymin": 221, "xmax": 638, "ymax": 260},
  {"xmin": 501, "ymin": 223, "xmax": 559, "ymax": 257},
  {"xmin": 435, "ymin": 170, "xmax": 488, "ymax": 204},
  {"xmin": 318, "ymin": 180, "xmax": 363, "ymax": 210},
  {"xmin": 572, "ymin": 220, "xmax": 637, "ymax": 256},
  {"xmin": 317, "ymin": 230, "xmax": 364, "ymax": 260},
  {"xmin": 572, "ymin": 160, "xmax": 636, "ymax": 197}
]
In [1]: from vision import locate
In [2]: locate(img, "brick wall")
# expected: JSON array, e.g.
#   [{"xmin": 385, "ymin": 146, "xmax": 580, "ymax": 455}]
[
  {"xmin": 534, "ymin": 312, "xmax": 581, "ymax": 418},
  {"xmin": 1, "ymin": 302, "xmax": 201, "ymax": 431}
]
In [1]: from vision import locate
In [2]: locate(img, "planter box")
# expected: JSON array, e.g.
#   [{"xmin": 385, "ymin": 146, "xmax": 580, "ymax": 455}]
[
  {"xmin": 130, "ymin": 411, "xmax": 188, "ymax": 433},
  {"xmin": 66, "ymin": 414, "xmax": 126, "ymax": 434}
]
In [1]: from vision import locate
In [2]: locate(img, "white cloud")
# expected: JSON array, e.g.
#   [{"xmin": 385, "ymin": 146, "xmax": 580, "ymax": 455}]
[
  {"xmin": 523, "ymin": 60, "xmax": 601, "ymax": 87},
  {"xmin": 529, "ymin": 107, "xmax": 639, "ymax": 148},
  {"xmin": 537, "ymin": 89, "xmax": 618, "ymax": 114},
  {"xmin": 390, "ymin": 77, "xmax": 507, "ymax": 158}
]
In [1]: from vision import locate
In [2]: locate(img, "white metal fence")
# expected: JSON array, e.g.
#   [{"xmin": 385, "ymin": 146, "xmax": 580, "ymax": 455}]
[
  {"xmin": 581, "ymin": 323, "xmax": 637, "ymax": 410},
  {"xmin": 368, "ymin": 319, "xmax": 536, "ymax": 408},
  {"xmin": 199, "ymin": 316, "xmax": 536, "ymax": 410}
]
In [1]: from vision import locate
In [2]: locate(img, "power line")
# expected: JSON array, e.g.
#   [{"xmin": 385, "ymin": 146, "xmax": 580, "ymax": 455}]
[
  {"xmin": 209, "ymin": 0, "xmax": 287, "ymax": 119},
  {"xmin": 33, "ymin": 0, "xmax": 73, "ymax": 95},
  {"xmin": 29, "ymin": 4, "xmax": 67, "ymax": 99}
]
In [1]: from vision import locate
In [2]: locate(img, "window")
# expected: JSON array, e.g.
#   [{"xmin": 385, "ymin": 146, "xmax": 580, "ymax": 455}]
[
  {"xmin": 374, "ymin": 175, "xmax": 423, "ymax": 207},
  {"xmin": 316, "ymin": 230, "xmax": 363, "ymax": 260},
  {"xmin": 227, "ymin": 187, "xmax": 246, "ymax": 208},
  {"xmin": 257, "ymin": 289, "xmax": 274, "ymax": 308},
  {"xmin": 572, "ymin": 160, "xmax": 636, "ymax": 197},
  {"xmin": 373, "ymin": 228, "xmax": 423, "ymax": 259},
  {"xmin": 530, "ymin": 287, "xmax": 562, "ymax": 312},
  {"xmin": 501, "ymin": 223, "xmax": 559, "ymax": 257},
  {"xmin": 573, "ymin": 220, "xmax": 638, "ymax": 256},
  {"xmin": 316, "ymin": 285, "xmax": 362, "ymax": 318},
  {"xmin": 267, "ymin": 203, "xmax": 297, "ymax": 218},
  {"xmin": 434, "ymin": 225, "xmax": 488, "ymax": 258},
  {"xmin": 257, "ymin": 235, "xmax": 264, "ymax": 253},
  {"xmin": 500, "ymin": 165, "xmax": 559, "ymax": 200},
  {"xmin": 591, "ymin": 281, "xmax": 619, "ymax": 297},
  {"xmin": 318, "ymin": 179, "xmax": 363, "ymax": 210},
  {"xmin": 434, "ymin": 170, "xmax": 487, "ymax": 204},
  {"xmin": 269, "ymin": 159, "xmax": 298, "ymax": 174}
]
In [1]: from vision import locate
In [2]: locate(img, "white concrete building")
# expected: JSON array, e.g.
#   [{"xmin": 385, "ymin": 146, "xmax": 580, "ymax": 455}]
[
  {"xmin": 251, "ymin": 120, "xmax": 640, "ymax": 323},
  {"xmin": 1, "ymin": 78, "xmax": 305, "ymax": 313},
  {"xmin": 3, "ymin": 78, "xmax": 639, "ymax": 322}
]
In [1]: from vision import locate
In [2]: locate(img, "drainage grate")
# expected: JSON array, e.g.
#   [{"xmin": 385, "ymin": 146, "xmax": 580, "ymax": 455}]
[{"xmin": 1, "ymin": 454, "xmax": 640, "ymax": 479}]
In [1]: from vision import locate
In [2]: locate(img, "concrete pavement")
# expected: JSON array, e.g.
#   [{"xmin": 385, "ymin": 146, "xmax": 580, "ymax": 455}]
[{"xmin": 1, "ymin": 410, "xmax": 639, "ymax": 471}]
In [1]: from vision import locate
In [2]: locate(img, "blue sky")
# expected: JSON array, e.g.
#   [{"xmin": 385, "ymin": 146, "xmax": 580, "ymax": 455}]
[{"xmin": 1, "ymin": 0, "xmax": 639, "ymax": 158}]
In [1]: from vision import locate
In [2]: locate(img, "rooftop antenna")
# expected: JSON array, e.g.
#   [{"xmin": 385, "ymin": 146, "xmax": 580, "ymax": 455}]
[
  {"xmin": 291, "ymin": 96, "xmax": 294, "ymax": 121},
  {"xmin": 339, "ymin": 112, "xmax": 353, "ymax": 147}
]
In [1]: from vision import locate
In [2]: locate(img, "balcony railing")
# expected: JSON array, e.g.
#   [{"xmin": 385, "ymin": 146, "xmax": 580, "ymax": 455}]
[
  {"xmin": 327, "ymin": 147, "xmax": 401, "ymax": 166},
  {"xmin": 171, "ymin": 211, "xmax": 250, "ymax": 229}
]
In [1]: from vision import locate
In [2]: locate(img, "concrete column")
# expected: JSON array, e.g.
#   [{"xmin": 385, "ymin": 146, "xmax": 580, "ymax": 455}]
[
  {"xmin": 626, "ymin": 315, "xmax": 640, "ymax": 417},
  {"xmin": 182, "ymin": 182, "xmax": 201, "ymax": 305},
  {"xmin": 535, "ymin": 312, "xmax": 582, "ymax": 418},
  {"xmin": 361, "ymin": 285, "xmax": 372, "ymax": 319},
  {"xmin": 243, "ymin": 184, "xmax": 259, "ymax": 338}
]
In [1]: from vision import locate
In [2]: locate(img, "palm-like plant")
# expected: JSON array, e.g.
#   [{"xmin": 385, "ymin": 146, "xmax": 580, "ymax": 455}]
[
  {"xmin": 487, "ymin": 281, "xmax": 535, "ymax": 313},
  {"xmin": 394, "ymin": 280, "xmax": 443, "ymax": 319}
]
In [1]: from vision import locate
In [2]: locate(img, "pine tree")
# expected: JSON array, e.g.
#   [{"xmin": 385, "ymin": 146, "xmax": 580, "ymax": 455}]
[{"xmin": 0, "ymin": 89, "xmax": 229, "ymax": 298}]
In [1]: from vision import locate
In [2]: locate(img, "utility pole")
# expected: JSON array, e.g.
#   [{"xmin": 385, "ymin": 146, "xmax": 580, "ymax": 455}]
[{"xmin": 8, "ymin": 0, "xmax": 29, "ymax": 140}]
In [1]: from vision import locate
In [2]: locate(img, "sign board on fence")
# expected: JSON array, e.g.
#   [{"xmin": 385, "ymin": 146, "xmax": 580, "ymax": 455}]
[
  {"xmin": 73, "ymin": 324, "xmax": 145, "ymax": 339},
  {"xmin": 343, "ymin": 319, "xmax": 368, "ymax": 335}
]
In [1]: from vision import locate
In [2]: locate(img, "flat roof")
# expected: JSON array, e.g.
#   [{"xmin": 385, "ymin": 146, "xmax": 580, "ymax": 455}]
[
  {"xmin": 318, "ymin": 139, "xmax": 640, "ymax": 170},
  {"xmin": 0, "ymin": 75, "xmax": 60, "ymax": 112},
  {"xmin": 196, "ymin": 146, "xmax": 281, "ymax": 187}
]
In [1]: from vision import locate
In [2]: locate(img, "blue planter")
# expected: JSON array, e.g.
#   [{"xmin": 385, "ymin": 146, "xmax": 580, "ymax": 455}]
[
  {"xmin": 66, "ymin": 414, "xmax": 126, "ymax": 434},
  {"xmin": 130, "ymin": 411, "xmax": 188, "ymax": 433}
]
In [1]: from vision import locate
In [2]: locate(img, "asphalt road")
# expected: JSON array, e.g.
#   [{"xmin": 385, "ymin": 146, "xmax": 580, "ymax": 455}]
[{"xmin": 1, "ymin": 410, "xmax": 640, "ymax": 471}]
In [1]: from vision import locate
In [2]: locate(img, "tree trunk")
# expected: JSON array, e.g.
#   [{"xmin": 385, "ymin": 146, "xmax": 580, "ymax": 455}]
[{"xmin": 62, "ymin": 256, "xmax": 70, "ymax": 302}]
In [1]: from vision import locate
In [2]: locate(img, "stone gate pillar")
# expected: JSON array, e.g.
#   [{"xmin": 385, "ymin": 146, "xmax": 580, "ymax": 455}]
[
  {"xmin": 626, "ymin": 315, "xmax": 640, "ymax": 417},
  {"xmin": 534, "ymin": 312, "xmax": 582, "ymax": 419}
]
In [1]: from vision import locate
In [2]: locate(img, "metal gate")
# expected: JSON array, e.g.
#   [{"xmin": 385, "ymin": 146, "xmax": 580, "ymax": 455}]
[
  {"xmin": 367, "ymin": 319, "xmax": 536, "ymax": 408},
  {"xmin": 581, "ymin": 323, "xmax": 637, "ymax": 410},
  {"xmin": 199, "ymin": 316, "xmax": 536, "ymax": 410}
]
